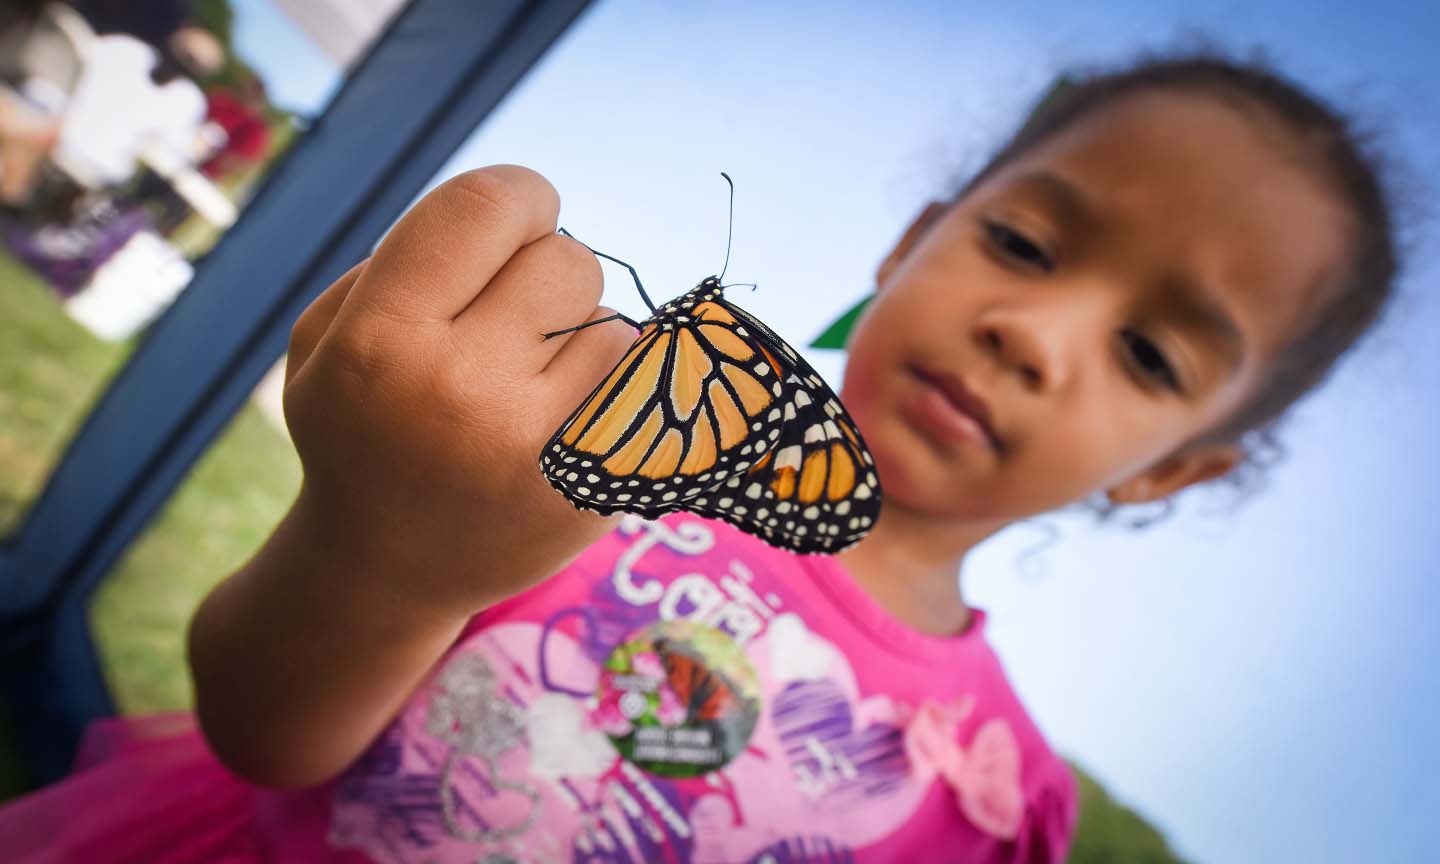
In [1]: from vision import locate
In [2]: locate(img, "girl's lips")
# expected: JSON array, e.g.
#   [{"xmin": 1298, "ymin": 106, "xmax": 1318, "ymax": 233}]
[{"xmin": 904, "ymin": 366, "xmax": 1002, "ymax": 453}]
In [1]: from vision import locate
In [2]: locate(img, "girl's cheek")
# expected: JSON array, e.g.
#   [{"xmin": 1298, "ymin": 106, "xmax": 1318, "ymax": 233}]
[{"xmin": 840, "ymin": 356, "xmax": 889, "ymax": 439}]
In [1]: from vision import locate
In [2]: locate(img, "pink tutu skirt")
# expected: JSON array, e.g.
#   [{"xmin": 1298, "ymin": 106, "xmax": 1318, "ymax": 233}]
[{"xmin": 0, "ymin": 711, "xmax": 372, "ymax": 863}]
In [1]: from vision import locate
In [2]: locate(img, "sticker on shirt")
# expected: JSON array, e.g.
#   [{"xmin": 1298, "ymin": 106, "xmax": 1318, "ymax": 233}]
[{"xmin": 590, "ymin": 617, "xmax": 760, "ymax": 778}]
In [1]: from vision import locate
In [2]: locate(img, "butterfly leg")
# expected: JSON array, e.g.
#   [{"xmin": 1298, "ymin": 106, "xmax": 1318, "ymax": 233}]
[
  {"xmin": 557, "ymin": 227, "xmax": 658, "ymax": 313},
  {"xmin": 540, "ymin": 312, "xmax": 643, "ymax": 341}
]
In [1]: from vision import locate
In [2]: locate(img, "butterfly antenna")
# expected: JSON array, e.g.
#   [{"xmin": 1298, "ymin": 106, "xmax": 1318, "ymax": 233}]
[
  {"xmin": 718, "ymin": 172, "xmax": 735, "ymax": 282},
  {"xmin": 559, "ymin": 226, "xmax": 658, "ymax": 313}
]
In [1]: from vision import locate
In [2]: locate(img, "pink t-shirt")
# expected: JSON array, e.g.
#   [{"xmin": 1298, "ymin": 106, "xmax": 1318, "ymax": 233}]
[{"xmin": 323, "ymin": 513, "xmax": 1077, "ymax": 862}]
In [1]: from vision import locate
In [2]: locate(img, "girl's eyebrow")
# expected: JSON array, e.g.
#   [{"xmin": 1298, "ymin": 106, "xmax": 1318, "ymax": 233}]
[
  {"xmin": 1014, "ymin": 170, "xmax": 1095, "ymax": 230},
  {"xmin": 1164, "ymin": 271, "xmax": 1248, "ymax": 375}
]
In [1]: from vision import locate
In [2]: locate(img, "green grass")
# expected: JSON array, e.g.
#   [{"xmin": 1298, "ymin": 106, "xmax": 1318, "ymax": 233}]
[
  {"xmin": 0, "ymin": 249, "xmax": 1185, "ymax": 859},
  {"xmin": 0, "ymin": 250, "xmax": 301, "ymax": 802},
  {"xmin": 1071, "ymin": 759, "xmax": 1189, "ymax": 863},
  {"xmin": 88, "ymin": 403, "xmax": 301, "ymax": 714},
  {"xmin": 0, "ymin": 253, "xmax": 135, "ymax": 535}
]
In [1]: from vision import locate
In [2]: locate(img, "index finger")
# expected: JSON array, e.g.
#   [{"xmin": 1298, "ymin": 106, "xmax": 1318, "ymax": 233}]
[{"xmin": 346, "ymin": 165, "xmax": 561, "ymax": 323}]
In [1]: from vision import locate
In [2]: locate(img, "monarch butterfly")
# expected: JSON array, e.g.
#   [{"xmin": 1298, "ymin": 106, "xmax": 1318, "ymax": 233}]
[{"xmin": 539, "ymin": 174, "xmax": 881, "ymax": 555}]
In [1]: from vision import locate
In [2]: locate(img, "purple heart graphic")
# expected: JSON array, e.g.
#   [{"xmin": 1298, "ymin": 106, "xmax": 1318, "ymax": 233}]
[
  {"xmin": 770, "ymin": 679, "xmax": 910, "ymax": 807},
  {"xmin": 538, "ymin": 606, "xmax": 608, "ymax": 697},
  {"xmin": 746, "ymin": 836, "xmax": 855, "ymax": 863}
]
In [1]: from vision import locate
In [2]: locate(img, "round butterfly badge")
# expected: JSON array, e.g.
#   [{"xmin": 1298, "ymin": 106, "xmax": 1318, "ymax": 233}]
[{"xmin": 538, "ymin": 175, "xmax": 882, "ymax": 555}]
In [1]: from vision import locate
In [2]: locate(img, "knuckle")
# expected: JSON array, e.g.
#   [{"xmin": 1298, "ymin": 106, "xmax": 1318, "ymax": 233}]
[
  {"xmin": 542, "ymin": 234, "xmax": 605, "ymax": 298},
  {"xmin": 442, "ymin": 169, "xmax": 516, "ymax": 215},
  {"xmin": 508, "ymin": 234, "xmax": 604, "ymax": 312},
  {"xmin": 288, "ymin": 302, "xmax": 327, "ymax": 353},
  {"xmin": 441, "ymin": 165, "xmax": 556, "ymax": 222},
  {"xmin": 286, "ymin": 315, "xmax": 310, "ymax": 359},
  {"xmin": 429, "ymin": 357, "xmax": 473, "ymax": 409},
  {"xmin": 327, "ymin": 318, "xmax": 396, "ymax": 384},
  {"xmin": 606, "ymin": 316, "xmax": 639, "ymax": 352}
]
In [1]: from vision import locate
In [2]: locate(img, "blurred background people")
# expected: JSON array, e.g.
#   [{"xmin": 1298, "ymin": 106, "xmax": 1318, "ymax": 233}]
[
  {"xmin": 65, "ymin": 0, "xmax": 191, "ymax": 54},
  {"xmin": 198, "ymin": 72, "xmax": 268, "ymax": 180},
  {"xmin": 0, "ymin": 0, "xmax": 84, "ymax": 212},
  {"xmin": 1, "ymin": 2, "xmax": 230, "ymax": 294}
]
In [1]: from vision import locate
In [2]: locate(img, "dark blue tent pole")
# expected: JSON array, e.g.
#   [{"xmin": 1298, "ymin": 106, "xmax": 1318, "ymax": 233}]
[{"xmin": 0, "ymin": 0, "xmax": 594, "ymax": 784}]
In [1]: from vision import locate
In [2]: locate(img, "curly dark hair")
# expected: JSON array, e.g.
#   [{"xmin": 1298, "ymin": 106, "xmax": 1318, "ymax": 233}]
[{"xmin": 946, "ymin": 40, "xmax": 1410, "ymax": 538}]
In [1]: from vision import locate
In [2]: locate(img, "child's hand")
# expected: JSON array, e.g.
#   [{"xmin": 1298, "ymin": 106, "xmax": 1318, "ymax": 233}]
[{"xmin": 280, "ymin": 165, "xmax": 634, "ymax": 618}]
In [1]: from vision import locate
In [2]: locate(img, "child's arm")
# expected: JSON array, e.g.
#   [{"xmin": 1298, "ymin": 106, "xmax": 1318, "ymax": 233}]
[{"xmin": 187, "ymin": 166, "xmax": 635, "ymax": 789}]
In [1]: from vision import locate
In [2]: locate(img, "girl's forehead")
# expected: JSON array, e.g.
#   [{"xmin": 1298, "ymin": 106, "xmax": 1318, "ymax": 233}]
[{"xmin": 1008, "ymin": 92, "xmax": 1305, "ymax": 199}]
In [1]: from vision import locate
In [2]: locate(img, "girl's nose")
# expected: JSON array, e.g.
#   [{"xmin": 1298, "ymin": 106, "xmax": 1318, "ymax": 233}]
[
  {"xmin": 972, "ymin": 294, "xmax": 1100, "ymax": 394},
  {"xmin": 975, "ymin": 321, "xmax": 1047, "ymax": 392}
]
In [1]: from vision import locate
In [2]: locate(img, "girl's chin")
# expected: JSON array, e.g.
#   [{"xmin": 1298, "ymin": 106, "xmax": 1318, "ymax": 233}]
[
  {"xmin": 845, "ymin": 385, "xmax": 999, "ymax": 512},
  {"xmin": 865, "ymin": 431, "xmax": 1014, "ymax": 522}
]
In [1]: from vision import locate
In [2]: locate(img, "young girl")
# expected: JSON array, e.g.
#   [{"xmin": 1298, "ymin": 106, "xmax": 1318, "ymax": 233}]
[{"xmin": 0, "ymin": 49, "xmax": 1399, "ymax": 862}]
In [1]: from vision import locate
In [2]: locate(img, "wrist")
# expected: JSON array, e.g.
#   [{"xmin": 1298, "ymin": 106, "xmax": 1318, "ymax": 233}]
[{"xmin": 282, "ymin": 482, "xmax": 484, "ymax": 627}]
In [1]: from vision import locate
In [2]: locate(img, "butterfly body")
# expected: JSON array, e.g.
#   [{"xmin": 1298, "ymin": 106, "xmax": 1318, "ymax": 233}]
[{"xmin": 541, "ymin": 273, "xmax": 882, "ymax": 555}]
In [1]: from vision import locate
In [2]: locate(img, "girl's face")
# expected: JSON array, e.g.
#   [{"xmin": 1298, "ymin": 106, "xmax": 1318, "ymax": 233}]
[{"xmin": 841, "ymin": 90, "xmax": 1351, "ymax": 523}]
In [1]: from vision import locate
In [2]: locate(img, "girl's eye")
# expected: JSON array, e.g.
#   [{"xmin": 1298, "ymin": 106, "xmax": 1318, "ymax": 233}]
[
  {"xmin": 984, "ymin": 221, "xmax": 1055, "ymax": 272},
  {"xmin": 1122, "ymin": 329, "xmax": 1182, "ymax": 392}
]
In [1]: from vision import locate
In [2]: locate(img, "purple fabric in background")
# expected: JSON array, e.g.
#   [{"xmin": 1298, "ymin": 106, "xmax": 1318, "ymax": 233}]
[{"xmin": 4, "ymin": 205, "xmax": 152, "ymax": 298}]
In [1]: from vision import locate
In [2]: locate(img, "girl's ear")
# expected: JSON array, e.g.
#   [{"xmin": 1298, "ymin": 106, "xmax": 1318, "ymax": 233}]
[
  {"xmin": 1105, "ymin": 444, "xmax": 1242, "ymax": 505},
  {"xmin": 875, "ymin": 201, "xmax": 949, "ymax": 290}
]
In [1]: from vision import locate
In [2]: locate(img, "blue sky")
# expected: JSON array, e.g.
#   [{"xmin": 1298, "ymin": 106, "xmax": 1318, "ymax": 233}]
[{"xmin": 232, "ymin": 1, "xmax": 1440, "ymax": 860}]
